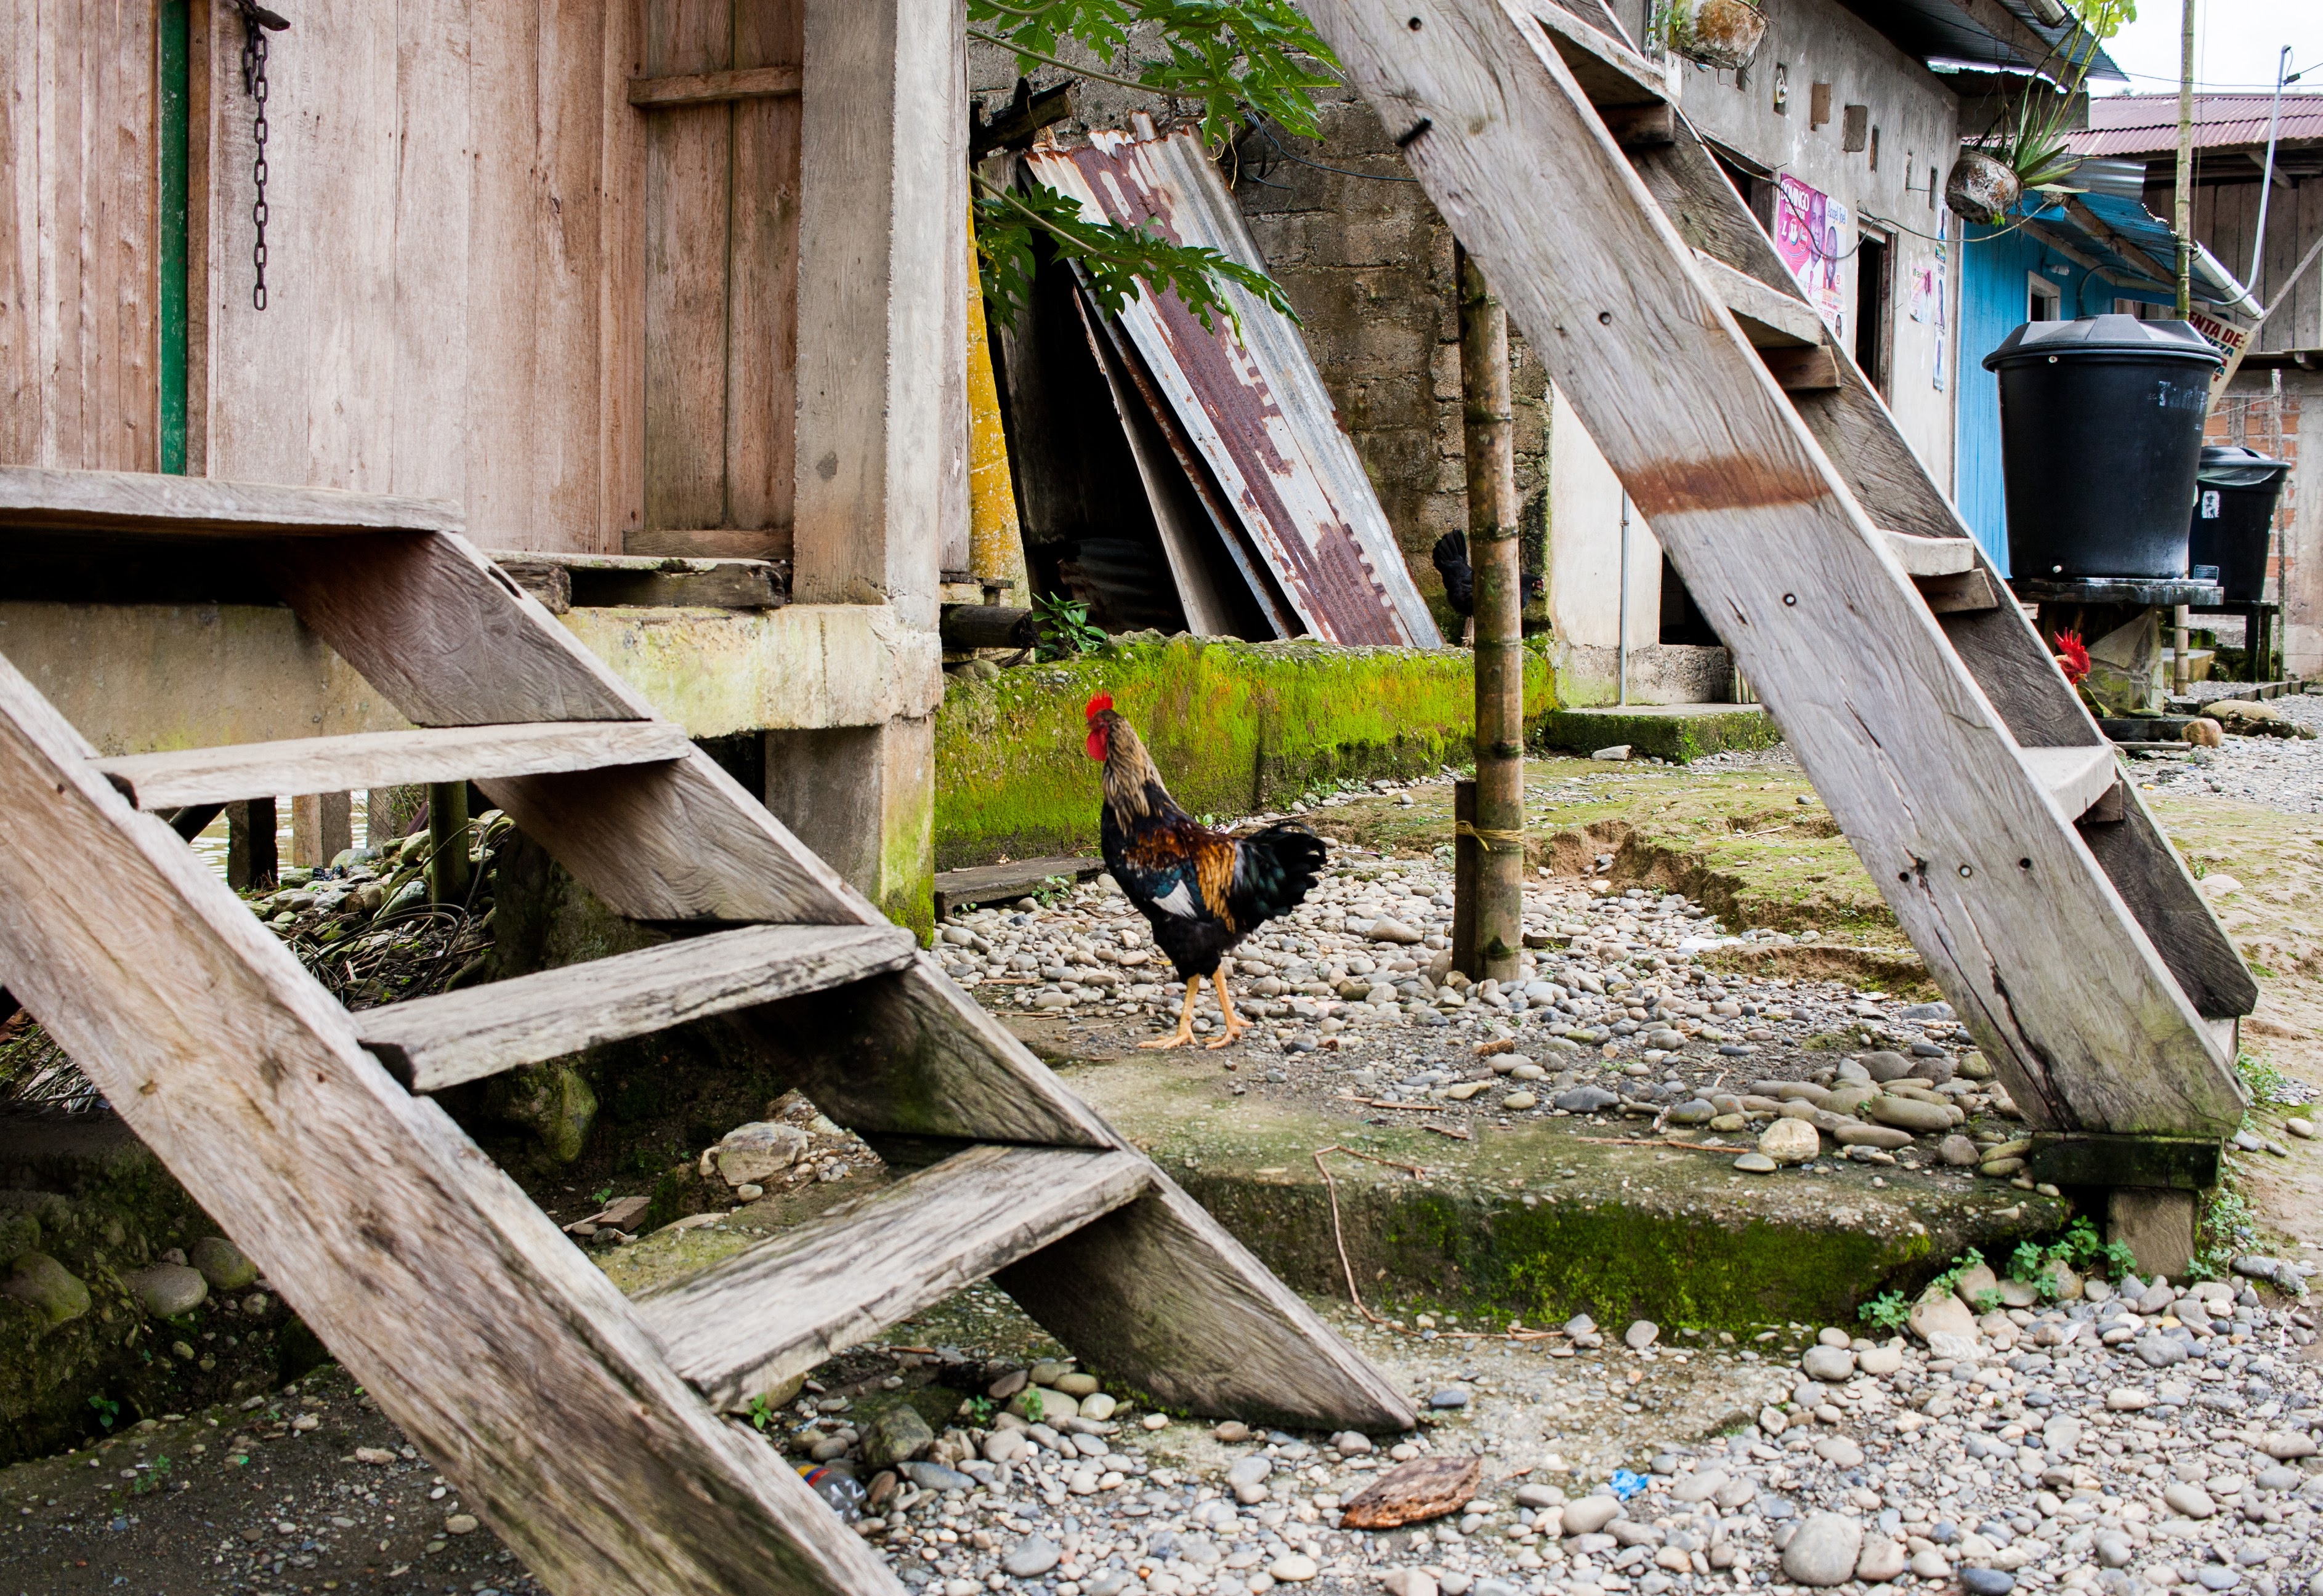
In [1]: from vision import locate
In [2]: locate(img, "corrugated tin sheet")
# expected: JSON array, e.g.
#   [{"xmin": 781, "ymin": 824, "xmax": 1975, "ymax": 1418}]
[
  {"xmin": 2070, "ymin": 93, "xmax": 2323, "ymax": 157},
  {"xmin": 1025, "ymin": 123, "xmax": 1443, "ymax": 649},
  {"xmin": 1840, "ymin": 0, "xmax": 2123, "ymax": 83}
]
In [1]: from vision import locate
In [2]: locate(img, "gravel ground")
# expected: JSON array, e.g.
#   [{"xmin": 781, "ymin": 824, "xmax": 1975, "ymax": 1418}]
[{"xmin": 2130, "ymin": 696, "xmax": 2323, "ymax": 818}]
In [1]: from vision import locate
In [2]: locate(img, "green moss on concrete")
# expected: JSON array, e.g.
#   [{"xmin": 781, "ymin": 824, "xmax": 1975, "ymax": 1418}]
[
  {"xmin": 1533, "ymin": 706, "xmax": 1782, "ymax": 764},
  {"xmin": 934, "ymin": 636, "xmax": 1556, "ymax": 870},
  {"xmin": 1068, "ymin": 1057, "xmax": 2063, "ymax": 1331}
]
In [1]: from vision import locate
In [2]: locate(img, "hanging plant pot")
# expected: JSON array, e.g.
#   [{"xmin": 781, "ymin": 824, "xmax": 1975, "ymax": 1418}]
[
  {"xmin": 1945, "ymin": 151, "xmax": 2022, "ymax": 228},
  {"xmin": 1660, "ymin": 0, "xmax": 1768, "ymax": 70}
]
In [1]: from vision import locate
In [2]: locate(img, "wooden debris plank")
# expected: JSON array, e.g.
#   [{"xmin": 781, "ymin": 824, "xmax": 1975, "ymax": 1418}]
[
  {"xmin": 627, "ymin": 66, "xmax": 801, "ymax": 107},
  {"xmin": 1301, "ymin": 0, "xmax": 2244, "ymax": 1139},
  {"xmin": 1693, "ymin": 252, "xmax": 1822, "ymax": 348},
  {"xmin": 0, "ymin": 653, "xmax": 899, "ymax": 1596},
  {"xmin": 2019, "ymin": 745, "xmax": 2120, "ymax": 822},
  {"xmin": 640, "ymin": 1144, "xmax": 1152, "ymax": 1408},
  {"xmin": 0, "ymin": 465, "xmax": 462, "ymax": 538},
  {"xmin": 934, "ymin": 855, "xmax": 1107, "ymax": 916},
  {"xmin": 362, "ymin": 922, "xmax": 919, "ymax": 1091},
  {"xmin": 92, "ymin": 722, "xmax": 692, "ymax": 810}
]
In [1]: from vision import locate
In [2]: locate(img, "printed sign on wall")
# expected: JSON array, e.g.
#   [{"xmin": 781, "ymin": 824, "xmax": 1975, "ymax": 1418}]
[{"xmin": 1775, "ymin": 173, "xmax": 1849, "ymax": 338}]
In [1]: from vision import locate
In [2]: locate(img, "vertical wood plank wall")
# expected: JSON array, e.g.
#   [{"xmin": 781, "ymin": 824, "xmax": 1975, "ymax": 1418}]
[
  {"xmin": 0, "ymin": 1, "xmax": 160, "ymax": 474},
  {"xmin": 637, "ymin": 0, "xmax": 800, "ymax": 561},
  {"xmin": 2192, "ymin": 181, "xmax": 2323, "ymax": 359}
]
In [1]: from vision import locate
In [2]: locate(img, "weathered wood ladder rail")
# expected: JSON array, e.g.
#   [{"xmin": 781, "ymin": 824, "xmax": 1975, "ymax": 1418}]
[
  {"xmin": 1300, "ymin": 0, "xmax": 2254, "ymax": 1148},
  {"xmin": 0, "ymin": 467, "xmax": 1411, "ymax": 1595}
]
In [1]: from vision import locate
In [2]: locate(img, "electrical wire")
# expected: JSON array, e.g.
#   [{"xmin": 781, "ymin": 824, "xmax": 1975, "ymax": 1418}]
[{"xmin": 1240, "ymin": 115, "xmax": 1420, "ymax": 183}]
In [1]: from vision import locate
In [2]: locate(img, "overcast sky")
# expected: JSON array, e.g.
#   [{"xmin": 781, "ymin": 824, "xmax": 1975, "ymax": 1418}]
[{"xmin": 2093, "ymin": 0, "xmax": 2323, "ymax": 97}]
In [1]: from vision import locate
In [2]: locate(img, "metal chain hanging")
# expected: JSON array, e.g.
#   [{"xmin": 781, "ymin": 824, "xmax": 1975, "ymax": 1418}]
[{"xmin": 230, "ymin": 2, "xmax": 291, "ymax": 310}]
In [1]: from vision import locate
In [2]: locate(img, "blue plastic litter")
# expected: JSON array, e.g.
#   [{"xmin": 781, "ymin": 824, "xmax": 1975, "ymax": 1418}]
[{"xmin": 1609, "ymin": 1469, "xmax": 1648, "ymax": 1501}]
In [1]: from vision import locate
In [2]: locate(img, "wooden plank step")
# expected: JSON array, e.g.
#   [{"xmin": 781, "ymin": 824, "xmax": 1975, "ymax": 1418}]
[
  {"xmin": 2021, "ymin": 746, "xmax": 2123, "ymax": 823},
  {"xmin": 639, "ymin": 1144, "xmax": 1152, "ymax": 1409},
  {"xmin": 1694, "ymin": 252, "xmax": 1823, "ymax": 348},
  {"xmin": 360, "ymin": 923, "xmax": 919, "ymax": 1091},
  {"xmin": 933, "ymin": 855, "xmax": 1106, "ymax": 917},
  {"xmin": 92, "ymin": 722, "xmax": 687, "ymax": 809},
  {"xmin": 1880, "ymin": 531, "xmax": 1978, "ymax": 578},
  {"xmin": 0, "ymin": 465, "xmax": 461, "ymax": 538}
]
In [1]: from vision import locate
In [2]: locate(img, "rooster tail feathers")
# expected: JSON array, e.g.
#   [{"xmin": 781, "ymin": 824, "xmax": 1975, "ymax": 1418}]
[{"xmin": 1231, "ymin": 823, "xmax": 1327, "ymax": 924}]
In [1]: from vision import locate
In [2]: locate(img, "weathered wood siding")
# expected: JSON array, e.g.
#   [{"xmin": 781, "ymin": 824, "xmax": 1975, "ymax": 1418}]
[{"xmin": 0, "ymin": 0, "xmax": 160, "ymax": 473}]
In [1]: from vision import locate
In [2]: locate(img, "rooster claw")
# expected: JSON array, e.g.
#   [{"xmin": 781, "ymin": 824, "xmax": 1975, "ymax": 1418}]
[
  {"xmin": 1138, "ymin": 1031, "xmax": 1194, "ymax": 1051},
  {"xmin": 1203, "ymin": 1025, "xmax": 1246, "ymax": 1050}
]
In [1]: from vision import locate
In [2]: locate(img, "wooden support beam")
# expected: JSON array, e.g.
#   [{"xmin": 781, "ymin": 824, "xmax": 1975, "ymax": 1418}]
[
  {"xmin": 2019, "ymin": 220, "xmax": 2170, "ymax": 293},
  {"xmin": 1695, "ymin": 252, "xmax": 1824, "ymax": 348},
  {"xmin": 1598, "ymin": 102, "xmax": 1675, "ymax": 150},
  {"xmin": 1914, "ymin": 568, "xmax": 2003, "ymax": 615},
  {"xmin": 1880, "ymin": 530, "xmax": 1979, "ymax": 578},
  {"xmin": 640, "ymin": 1145, "xmax": 1152, "ymax": 1409},
  {"xmin": 93, "ymin": 722, "xmax": 693, "ymax": 810},
  {"xmin": 2062, "ymin": 196, "xmax": 2177, "ymax": 288},
  {"xmin": 2019, "ymin": 745, "xmax": 2121, "ymax": 822},
  {"xmin": 627, "ymin": 66, "xmax": 801, "ymax": 108},
  {"xmin": 360, "ymin": 923, "xmax": 919, "ymax": 1091}
]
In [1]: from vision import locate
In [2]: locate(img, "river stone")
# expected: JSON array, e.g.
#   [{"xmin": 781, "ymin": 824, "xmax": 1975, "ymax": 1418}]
[
  {"xmin": 1, "ymin": 1252, "xmax": 89, "ymax": 1326},
  {"xmin": 1053, "ymin": 1372, "xmax": 1099, "ymax": 1398},
  {"xmin": 1560, "ymin": 1496, "xmax": 1622, "ymax": 1536},
  {"xmin": 1864, "ymin": 1094, "xmax": 1954, "ymax": 1133},
  {"xmin": 1835, "ymin": 1122, "xmax": 1914, "ymax": 1149},
  {"xmin": 2138, "ymin": 1334, "xmax": 2189, "ymax": 1368},
  {"xmin": 1939, "ymin": 1134, "xmax": 1982, "ymax": 1167},
  {"xmin": 1910, "ymin": 1292, "xmax": 1978, "ymax": 1345},
  {"xmin": 1338, "ymin": 1454, "xmax": 1483, "ymax": 1530},
  {"xmin": 1759, "ymin": 1118, "xmax": 1819, "ymax": 1165},
  {"xmin": 1857, "ymin": 1536, "xmax": 1907, "ymax": 1582},
  {"xmin": 1857, "ymin": 1343, "xmax": 1904, "ymax": 1375},
  {"xmin": 1952, "ymin": 1261, "xmax": 2000, "ymax": 1308},
  {"xmin": 2163, "ymin": 1482, "xmax": 2217, "ymax": 1519},
  {"xmin": 1079, "ymin": 1392, "xmax": 1117, "ymax": 1422},
  {"xmin": 1733, "ymin": 1152, "xmax": 1779, "ymax": 1173},
  {"xmin": 2262, "ymin": 1432, "xmax": 2319, "ymax": 1461},
  {"xmin": 1367, "ymin": 919, "xmax": 1423, "ymax": 945},
  {"xmin": 1625, "ymin": 1320, "xmax": 1660, "ymax": 1350},
  {"xmin": 125, "ymin": 1262, "xmax": 208, "ymax": 1317},
  {"xmin": 1008, "ymin": 1387, "xmax": 1078, "ymax": 1423},
  {"xmin": 899, "ymin": 1461, "xmax": 977, "ymax": 1494},
  {"xmin": 713, "ymin": 1121, "xmax": 810, "ymax": 1187},
  {"xmin": 1555, "ymin": 1086, "xmax": 1622, "ymax": 1113},
  {"xmin": 1961, "ymin": 1570, "xmax": 2016, "ymax": 1596},
  {"xmin": 1671, "ymin": 1469, "xmax": 1728, "ymax": 1503},
  {"xmin": 859, "ymin": 1403, "xmax": 935, "ymax": 1469},
  {"xmin": 1003, "ymin": 1536, "xmax": 1062, "ymax": 1578},
  {"xmin": 1381, "ymin": 1572, "xmax": 1439, "ymax": 1596},
  {"xmin": 1814, "ymin": 1436, "xmax": 1865, "ymax": 1469},
  {"xmin": 1860, "ymin": 1051, "xmax": 1915, "ymax": 1082},
  {"xmin": 1666, "ymin": 1099, "xmax": 1715, "ymax": 1126},
  {"xmin": 1227, "ymin": 1456, "xmax": 1274, "ymax": 1489},
  {"xmin": 189, "ymin": 1236, "xmax": 259, "ymax": 1292},
  {"xmin": 1269, "ymin": 1554, "xmax": 1320, "ymax": 1582},
  {"xmin": 1500, "ymin": 1092, "xmax": 1538, "ymax": 1111},
  {"xmin": 1802, "ymin": 1346, "xmax": 1855, "ymax": 1382},
  {"xmin": 1780, "ymin": 1512, "xmax": 1864, "ymax": 1587}
]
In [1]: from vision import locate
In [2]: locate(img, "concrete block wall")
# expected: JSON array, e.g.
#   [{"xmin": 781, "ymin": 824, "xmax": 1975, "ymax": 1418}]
[{"xmin": 2207, "ymin": 369, "xmax": 2321, "ymax": 677}]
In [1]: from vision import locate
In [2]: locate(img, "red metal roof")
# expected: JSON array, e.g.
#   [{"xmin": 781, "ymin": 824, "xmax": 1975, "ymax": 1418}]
[{"xmin": 2067, "ymin": 93, "xmax": 2323, "ymax": 157}]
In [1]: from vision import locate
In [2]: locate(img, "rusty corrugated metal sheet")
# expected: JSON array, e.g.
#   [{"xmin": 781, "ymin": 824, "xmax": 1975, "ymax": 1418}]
[
  {"xmin": 2069, "ymin": 93, "xmax": 2323, "ymax": 157},
  {"xmin": 1025, "ymin": 123, "xmax": 1443, "ymax": 648}
]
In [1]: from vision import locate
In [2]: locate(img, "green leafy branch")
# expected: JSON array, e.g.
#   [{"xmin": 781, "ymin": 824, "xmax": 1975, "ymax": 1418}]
[
  {"xmin": 1032, "ymin": 590, "xmax": 1110, "ymax": 661},
  {"xmin": 974, "ymin": 175, "xmax": 1295, "ymax": 334},
  {"xmin": 967, "ymin": 0, "xmax": 1337, "ymax": 148}
]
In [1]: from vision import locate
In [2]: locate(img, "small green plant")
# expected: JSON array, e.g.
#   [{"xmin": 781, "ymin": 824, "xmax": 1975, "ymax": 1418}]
[
  {"xmin": 965, "ymin": 1396, "xmax": 998, "ymax": 1427},
  {"xmin": 2191, "ymin": 1186, "xmax": 2260, "ymax": 1281},
  {"xmin": 747, "ymin": 1393, "xmax": 776, "ymax": 1433},
  {"xmin": 1019, "ymin": 1388, "xmax": 1046, "ymax": 1424},
  {"xmin": 591, "ymin": 1184, "xmax": 614, "ymax": 1206},
  {"xmin": 87, "ymin": 1394, "xmax": 119, "ymax": 1432},
  {"xmin": 1974, "ymin": 1288, "xmax": 2005, "ymax": 1315},
  {"xmin": 1032, "ymin": 592, "xmax": 1108, "ymax": 661},
  {"xmin": 2239, "ymin": 1050, "xmax": 2292, "ymax": 1105},
  {"xmin": 1925, "ymin": 1246, "xmax": 1984, "ymax": 1300},
  {"xmin": 1857, "ymin": 1291, "xmax": 1911, "ymax": 1333},
  {"xmin": 130, "ymin": 1456, "xmax": 172, "ymax": 1496},
  {"xmin": 2056, "ymin": 1215, "xmax": 2139, "ymax": 1280},
  {"xmin": 2006, "ymin": 1239, "xmax": 2050, "ymax": 1285}
]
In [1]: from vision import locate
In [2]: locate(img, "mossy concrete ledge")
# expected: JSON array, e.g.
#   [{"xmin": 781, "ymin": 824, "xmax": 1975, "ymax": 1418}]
[
  {"xmin": 1062, "ymin": 1057, "xmax": 2065, "ymax": 1331},
  {"xmin": 1534, "ymin": 704, "xmax": 1782, "ymax": 765},
  {"xmin": 935, "ymin": 636, "xmax": 1556, "ymax": 870}
]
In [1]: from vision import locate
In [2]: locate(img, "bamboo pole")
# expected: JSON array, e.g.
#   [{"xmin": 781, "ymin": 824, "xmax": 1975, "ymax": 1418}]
[
  {"xmin": 2174, "ymin": 0, "xmax": 2194, "ymax": 320},
  {"xmin": 426, "ymin": 781, "xmax": 472, "ymax": 905},
  {"xmin": 1456, "ymin": 245, "xmax": 1524, "ymax": 984}
]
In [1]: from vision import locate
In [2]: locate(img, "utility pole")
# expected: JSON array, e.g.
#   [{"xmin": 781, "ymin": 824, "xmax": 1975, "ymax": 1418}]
[{"xmin": 1453, "ymin": 244, "xmax": 1524, "ymax": 985}]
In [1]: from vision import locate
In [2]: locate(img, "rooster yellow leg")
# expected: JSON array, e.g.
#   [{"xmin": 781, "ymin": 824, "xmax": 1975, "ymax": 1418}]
[
  {"xmin": 1139, "ymin": 981, "xmax": 1200, "ymax": 1050},
  {"xmin": 1206, "ymin": 971, "xmax": 1248, "ymax": 1049}
]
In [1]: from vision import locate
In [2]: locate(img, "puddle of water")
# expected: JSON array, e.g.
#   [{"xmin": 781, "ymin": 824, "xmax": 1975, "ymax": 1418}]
[{"xmin": 188, "ymin": 791, "xmax": 374, "ymax": 881}]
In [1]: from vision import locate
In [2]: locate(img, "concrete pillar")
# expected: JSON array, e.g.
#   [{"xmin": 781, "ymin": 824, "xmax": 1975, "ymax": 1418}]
[
  {"xmin": 290, "ymin": 792, "xmax": 354, "ymax": 868},
  {"xmin": 781, "ymin": 0, "xmax": 963, "ymax": 936},
  {"xmin": 2279, "ymin": 371, "xmax": 2321, "ymax": 678},
  {"xmin": 2107, "ymin": 1188, "xmax": 2198, "ymax": 1281}
]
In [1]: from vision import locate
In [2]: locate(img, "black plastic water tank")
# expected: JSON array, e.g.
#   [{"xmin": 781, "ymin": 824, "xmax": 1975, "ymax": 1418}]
[
  {"xmin": 1982, "ymin": 314, "xmax": 2221, "ymax": 579},
  {"xmin": 2189, "ymin": 444, "xmax": 2290, "ymax": 602}
]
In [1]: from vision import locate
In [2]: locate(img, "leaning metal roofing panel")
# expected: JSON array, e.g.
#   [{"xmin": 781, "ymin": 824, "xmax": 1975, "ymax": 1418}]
[
  {"xmin": 1835, "ymin": 0, "xmax": 2123, "ymax": 83},
  {"xmin": 1025, "ymin": 124, "xmax": 1442, "ymax": 649}
]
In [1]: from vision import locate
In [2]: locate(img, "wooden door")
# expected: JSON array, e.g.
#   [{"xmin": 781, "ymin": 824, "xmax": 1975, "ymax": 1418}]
[{"xmin": 634, "ymin": 0, "xmax": 800, "ymax": 562}]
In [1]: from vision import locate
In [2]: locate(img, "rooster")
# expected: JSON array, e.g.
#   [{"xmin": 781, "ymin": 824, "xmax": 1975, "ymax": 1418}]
[
  {"xmin": 2054, "ymin": 629, "xmax": 2091, "ymax": 686},
  {"xmin": 1083, "ymin": 693, "xmax": 1327, "ymax": 1049}
]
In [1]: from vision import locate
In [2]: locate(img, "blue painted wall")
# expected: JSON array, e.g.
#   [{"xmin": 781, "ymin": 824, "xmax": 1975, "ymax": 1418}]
[{"xmin": 1955, "ymin": 217, "xmax": 2176, "ymax": 575}]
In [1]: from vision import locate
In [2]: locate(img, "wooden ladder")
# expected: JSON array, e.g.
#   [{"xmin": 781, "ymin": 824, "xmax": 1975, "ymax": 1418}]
[
  {"xmin": 1303, "ymin": 0, "xmax": 2254, "ymax": 1142},
  {"xmin": 0, "ymin": 467, "xmax": 1411, "ymax": 1595}
]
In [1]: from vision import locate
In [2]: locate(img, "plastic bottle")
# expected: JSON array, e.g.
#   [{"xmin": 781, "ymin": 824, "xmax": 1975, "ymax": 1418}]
[{"xmin": 798, "ymin": 1464, "xmax": 867, "ymax": 1521}]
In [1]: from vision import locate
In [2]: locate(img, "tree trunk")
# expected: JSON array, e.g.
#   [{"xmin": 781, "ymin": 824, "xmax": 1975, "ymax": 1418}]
[{"xmin": 1456, "ymin": 245, "xmax": 1524, "ymax": 983}]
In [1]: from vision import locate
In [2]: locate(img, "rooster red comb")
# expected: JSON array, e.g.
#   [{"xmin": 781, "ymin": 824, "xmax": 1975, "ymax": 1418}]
[
  {"xmin": 2053, "ymin": 630, "xmax": 2091, "ymax": 686},
  {"xmin": 1085, "ymin": 691, "xmax": 1115, "ymax": 720}
]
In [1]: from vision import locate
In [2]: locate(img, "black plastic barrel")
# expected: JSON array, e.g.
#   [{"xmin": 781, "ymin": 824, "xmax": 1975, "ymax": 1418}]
[
  {"xmin": 2189, "ymin": 444, "xmax": 2290, "ymax": 601},
  {"xmin": 1982, "ymin": 314, "xmax": 2221, "ymax": 579}
]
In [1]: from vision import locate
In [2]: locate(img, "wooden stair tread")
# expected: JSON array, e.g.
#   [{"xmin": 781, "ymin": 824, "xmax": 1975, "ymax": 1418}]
[
  {"xmin": 360, "ymin": 922, "xmax": 920, "ymax": 1090},
  {"xmin": 1879, "ymin": 530, "xmax": 1979, "ymax": 578},
  {"xmin": 92, "ymin": 721, "xmax": 688, "ymax": 809},
  {"xmin": 2020, "ymin": 745, "xmax": 2122, "ymax": 822},
  {"xmin": 0, "ymin": 464, "xmax": 463, "ymax": 538},
  {"xmin": 639, "ymin": 1144, "xmax": 1152, "ymax": 1409}
]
